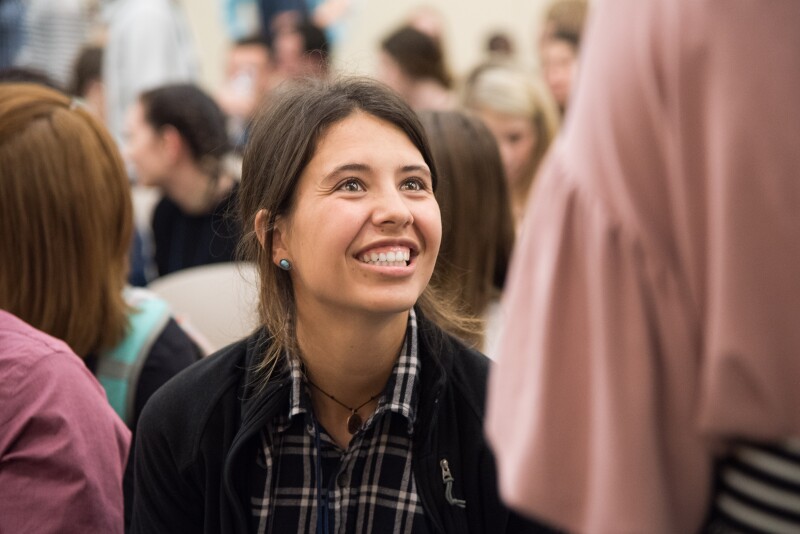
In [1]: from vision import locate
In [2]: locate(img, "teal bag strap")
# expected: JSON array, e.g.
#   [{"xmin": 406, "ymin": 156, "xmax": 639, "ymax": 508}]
[{"xmin": 96, "ymin": 289, "xmax": 171, "ymax": 426}]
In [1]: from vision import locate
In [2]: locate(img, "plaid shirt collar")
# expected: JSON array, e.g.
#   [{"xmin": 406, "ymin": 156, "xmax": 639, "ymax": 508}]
[{"xmin": 278, "ymin": 308, "xmax": 420, "ymax": 434}]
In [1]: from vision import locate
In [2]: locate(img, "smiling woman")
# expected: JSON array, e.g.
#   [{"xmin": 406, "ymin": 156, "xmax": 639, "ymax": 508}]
[{"xmin": 131, "ymin": 78, "xmax": 555, "ymax": 534}]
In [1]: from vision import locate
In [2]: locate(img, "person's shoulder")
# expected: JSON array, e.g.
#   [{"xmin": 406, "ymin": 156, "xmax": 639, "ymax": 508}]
[
  {"xmin": 445, "ymin": 337, "xmax": 491, "ymax": 415},
  {"xmin": 137, "ymin": 333, "xmax": 254, "ymax": 441},
  {"xmin": 0, "ymin": 311, "xmax": 87, "ymax": 387},
  {"xmin": 417, "ymin": 315, "xmax": 491, "ymax": 417}
]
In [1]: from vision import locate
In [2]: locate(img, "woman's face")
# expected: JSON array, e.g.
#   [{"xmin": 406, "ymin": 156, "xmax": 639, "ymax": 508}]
[
  {"xmin": 475, "ymin": 108, "xmax": 537, "ymax": 192},
  {"xmin": 272, "ymin": 111, "xmax": 441, "ymax": 320},
  {"xmin": 542, "ymin": 39, "xmax": 578, "ymax": 109},
  {"xmin": 123, "ymin": 101, "xmax": 168, "ymax": 186}
]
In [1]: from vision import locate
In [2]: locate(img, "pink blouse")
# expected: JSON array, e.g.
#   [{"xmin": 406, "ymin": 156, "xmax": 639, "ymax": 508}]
[{"xmin": 486, "ymin": 1, "xmax": 800, "ymax": 532}]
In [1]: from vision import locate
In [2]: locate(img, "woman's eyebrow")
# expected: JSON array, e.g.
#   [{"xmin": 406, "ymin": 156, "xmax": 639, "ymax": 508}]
[
  {"xmin": 322, "ymin": 163, "xmax": 370, "ymax": 182},
  {"xmin": 399, "ymin": 164, "xmax": 431, "ymax": 176}
]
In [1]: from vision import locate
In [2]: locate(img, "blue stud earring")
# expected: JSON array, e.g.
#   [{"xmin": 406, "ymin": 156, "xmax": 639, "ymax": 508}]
[{"xmin": 278, "ymin": 259, "xmax": 292, "ymax": 271}]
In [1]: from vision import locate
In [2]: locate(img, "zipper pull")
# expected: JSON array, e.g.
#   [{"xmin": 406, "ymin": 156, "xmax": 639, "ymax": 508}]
[{"xmin": 439, "ymin": 458, "xmax": 467, "ymax": 508}]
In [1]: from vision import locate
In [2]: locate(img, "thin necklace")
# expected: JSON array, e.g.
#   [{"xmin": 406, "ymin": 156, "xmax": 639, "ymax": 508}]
[{"xmin": 305, "ymin": 377, "xmax": 382, "ymax": 434}]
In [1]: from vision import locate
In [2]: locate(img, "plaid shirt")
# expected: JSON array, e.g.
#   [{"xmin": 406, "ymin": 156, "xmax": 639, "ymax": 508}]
[{"xmin": 250, "ymin": 309, "xmax": 430, "ymax": 534}]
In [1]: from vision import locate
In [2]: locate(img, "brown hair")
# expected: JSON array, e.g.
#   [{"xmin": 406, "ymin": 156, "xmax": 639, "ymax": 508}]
[
  {"xmin": 419, "ymin": 110, "xmax": 515, "ymax": 347},
  {"xmin": 239, "ymin": 77, "xmax": 479, "ymax": 382},
  {"xmin": 381, "ymin": 26, "xmax": 452, "ymax": 88},
  {"xmin": 0, "ymin": 83, "xmax": 132, "ymax": 356}
]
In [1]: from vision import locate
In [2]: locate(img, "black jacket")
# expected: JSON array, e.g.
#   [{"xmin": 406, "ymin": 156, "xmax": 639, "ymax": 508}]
[{"xmin": 131, "ymin": 312, "xmax": 557, "ymax": 533}]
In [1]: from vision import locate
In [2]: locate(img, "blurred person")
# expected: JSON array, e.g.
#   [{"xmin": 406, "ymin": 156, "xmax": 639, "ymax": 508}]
[
  {"xmin": 258, "ymin": 0, "xmax": 307, "ymax": 39},
  {"xmin": 217, "ymin": 35, "xmax": 276, "ymax": 150},
  {"xmin": 0, "ymin": 311, "xmax": 130, "ymax": 534},
  {"xmin": 539, "ymin": 0, "xmax": 588, "ymax": 48},
  {"xmin": 541, "ymin": 29, "xmax": 580, "ymax": 115},
  {"xmin": 104, "ymin": 0, "xmax": 199, "ymax": 145},
  {"xmin": 14, "ymin": 0, "xmax": 92, "ymax": 87},
  {"xmin": 272, "ymin": 18, "xmax": 330, "ymax": 79},
  {"xmin": 464, "ymin": 64, "xmax": 559, "ymax": 226},
  {"xmin": 0, "ymin": 0, "xmax": 25, "ymax": 68},
  {"xmin": 379, "ymin": 25, "xmax": 455, "ymax": 111},
  {"xmin": 0, "ymin": 65, "xmax": 60, "ymax": 89},
  {"xmin": 131, "ymin": 77, "xmax": 553, "ymax": 533},
  {"xmin": 125, "ymin": 83, "xmax": 241, "ymax": 278},
  {"xmin": 487, "ymin": 1, "xmax": 800, "ymax": 532},
  {"xmin": 67, "ymin": 43, "xmax": 150, "ymax": 287},
  {"xmin": 0, "ymin": 83, "xmax": 203, "ymax": 528},
  {"xmin": 419, "ymin": 110, "xmax": 515, "ymax": 355},
  {"xmin": 486, "ymin": 31, "xmax": 515, "ymax": 61},
  {"xmin": 406, "ymin": 4, "xmax": 445, "ymax": 45},
  {"xmin": 69, "ymin": 44, "xmax": 104, "ymax": 120}
]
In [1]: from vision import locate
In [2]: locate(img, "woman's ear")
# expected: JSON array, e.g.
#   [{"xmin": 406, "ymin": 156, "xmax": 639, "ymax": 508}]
[
  {"xmin": 255, "ymin": 209, "xmax": 290, "ymax": 266},
  {"xmin": 254, "ymin": 209, "xmax": 269, "ymax": 249},
  {"xmin": 159, "ymin": 124, "xmax": 185, "ymax": 163}
]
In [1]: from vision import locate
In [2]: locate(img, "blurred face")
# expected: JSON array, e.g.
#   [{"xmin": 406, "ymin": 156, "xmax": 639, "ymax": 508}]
[
  {"xmin": 273, "ymin": 29, "xmax": 304, "ymax": 78},
  {"xmin": 227, "ymin": 44, "xmax": 273, "ymax": 94},
  {"xmin": 542, "ymin": 39, "xmax": 578, "ymax": 109},
  {"xmin": 377, "ymin": 52, "xmax": 411, "ymax": 100},
  {"xmin": 475, "ymin": 108, "xmax": 537, "ymax": 191},
  {"xmin": 273, "ymin": 111, "xmax": 441, "ymax": 320},
  {"xmin": 123, "ymin": 101, "xmax": 167, "ymax": 186}
]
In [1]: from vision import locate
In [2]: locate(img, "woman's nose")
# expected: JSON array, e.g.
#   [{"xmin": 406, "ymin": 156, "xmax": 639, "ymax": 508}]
[{"xmin": 372, "ymin": 188, "xmax": 413, "ymax": 227}]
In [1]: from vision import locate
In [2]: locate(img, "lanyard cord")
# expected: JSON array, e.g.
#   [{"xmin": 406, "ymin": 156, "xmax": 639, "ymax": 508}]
[{"xmin": 313, "ymin": 417, "xmax": 330, "ymax": 534}]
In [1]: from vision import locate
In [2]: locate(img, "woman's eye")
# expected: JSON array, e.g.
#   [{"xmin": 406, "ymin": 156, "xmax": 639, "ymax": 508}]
[
  {"xmin": 338, "ymin": 179, "xmax": 364, "ymax": 192},
  {"xmin": 400, "ymin": 178, "xmax": 425, "ymax": 191}
]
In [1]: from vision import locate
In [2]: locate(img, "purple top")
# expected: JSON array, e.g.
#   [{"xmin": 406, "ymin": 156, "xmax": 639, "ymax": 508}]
[{"xmin": 0, "ymin": 310, "xmax": 131, "ymax": 533}]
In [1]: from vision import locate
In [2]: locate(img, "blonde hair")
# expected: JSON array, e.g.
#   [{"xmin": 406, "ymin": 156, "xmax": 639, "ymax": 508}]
[
  {"xmin": 464, "ymin": 64, "xmax": 560, "ymax": 200},
  {"xmin": 0, "ymin": 83, "xmax": 132, "ymax": 356}
]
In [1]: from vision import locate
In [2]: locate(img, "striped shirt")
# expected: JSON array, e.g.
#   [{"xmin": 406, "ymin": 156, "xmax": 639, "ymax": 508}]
[
  {"xmin": 250, "ymin": 309, "xmax": 430, "ymax": 533},
  {"xmin": 708, "ymin": 439, "xmax": 800, "ymax": 533}
]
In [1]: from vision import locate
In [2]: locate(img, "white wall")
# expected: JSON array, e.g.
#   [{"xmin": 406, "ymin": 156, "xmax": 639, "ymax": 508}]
[
  {"xmin": 177, "ymin": 0, "xmax": 552, "ymax": 92},
  {"xmin": 334, "ymin": 0, "xmax": 551, "ymax": 79}
]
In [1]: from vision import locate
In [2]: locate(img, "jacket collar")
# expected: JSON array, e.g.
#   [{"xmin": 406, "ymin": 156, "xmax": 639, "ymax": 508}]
[{"xmin": 222, "ymin": 308, "xmax": 457, "ymax": 532}]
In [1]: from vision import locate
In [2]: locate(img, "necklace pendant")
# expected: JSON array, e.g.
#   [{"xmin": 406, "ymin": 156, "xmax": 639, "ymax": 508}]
[{"xmin": 347, "ymin": 413, "xmax": 363, "ymax": 434}]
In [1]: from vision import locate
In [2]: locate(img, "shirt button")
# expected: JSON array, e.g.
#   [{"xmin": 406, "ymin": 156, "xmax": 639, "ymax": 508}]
[{"xmin": 337, "ymin": 470, "xmax": 350, "ymax": 488}]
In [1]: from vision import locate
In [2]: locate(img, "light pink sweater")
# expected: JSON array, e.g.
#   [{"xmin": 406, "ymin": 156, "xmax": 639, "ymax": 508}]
[{"xmin": 486, "ymin": 0, "xmax": 800, "ymax": 532}]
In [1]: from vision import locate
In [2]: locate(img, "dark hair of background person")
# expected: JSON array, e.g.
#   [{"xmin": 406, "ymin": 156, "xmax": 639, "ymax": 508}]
[
  {"xmin": 139, "ymin": 83, "xmax": 231, "ymax": 182},
  {"xmin": 234, "ymin": 33, "xmax": 273, "ymax": 65},
  {"xmin": 0, "ymin": 67, "xmax": 61, "ymax": 91},
  {"xmin": 381, "ymin": 26, "xmax": 452, "ymax": 89},
  {"xmin": 298, "ymin": 19, "xmax": 329, "ymax": 59},
  {"xmin": 487, "ymin": 32, "xmax": 514, "ymax": 56},
  {"xmin": 236, "ymin": 33, "xmax": 272, "ymax": 51},
  {"xmin": 419, "ymin": 110, "xmax": 515, "ymax": 347},
  {"xmin": 0, "ymin": 83, "xmax": 132, "ymax": 356},
  {"xmin": 69, "ymin": 45, "xmax": 102, "ymax": 97},
  {"xmin": 238, "ymin": 77, "xmax": 480, "ymax": 382},
  {"xmin": 550, "ymin": 29, "xmax": 580, "ymax": 51}
]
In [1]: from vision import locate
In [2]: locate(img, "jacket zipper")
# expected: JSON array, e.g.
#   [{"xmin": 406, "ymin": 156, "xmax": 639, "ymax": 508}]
[{"xmin": 440, "ymin": 458, "xmax": 466, "ymax": 508}]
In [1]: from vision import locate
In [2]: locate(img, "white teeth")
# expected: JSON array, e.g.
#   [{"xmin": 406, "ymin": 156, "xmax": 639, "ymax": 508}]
[
  {"xmin": 359, "ymin": 259, "xmax": 409, "ymax": 267},
  {"xmin": 359, "ymin": 247, "xmax": 412, "ymax": 266}
]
